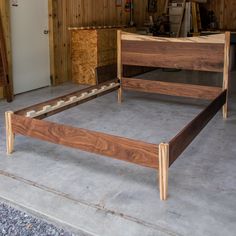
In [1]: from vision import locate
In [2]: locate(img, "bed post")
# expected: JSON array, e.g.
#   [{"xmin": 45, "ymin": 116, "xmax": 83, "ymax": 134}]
[
  {"xmin": 5, "ymin": 111, "xmax": 14, "ymax": 155},
  {"xmin": 223, "ymin": 31, "xmax": 231, "ymax": 119},
  {"xmin": 117, "ymin": 30, "xmax": 123, "ymax": 103},
  {"xmin": 158, "ymin": 143, "xmax": 169, "ymax": 200}
]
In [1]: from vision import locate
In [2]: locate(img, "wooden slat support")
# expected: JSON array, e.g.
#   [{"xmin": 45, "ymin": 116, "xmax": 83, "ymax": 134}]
[
  {"xmin": 5, "ymin": 111, "xmax": 14, "ymax": 155},
  {"xmin": 122, "ymin": 77, "xmax": 222, "ymax": 100},
  {"xmin": 11, "ymin": 114, "xmax": 159, "ymax": 169},
  {"xmin": 159, "ymin": 143, "xmax": 169, "ymax": 201},
  {"xmin": 15, "ymin": 80, "xmax": 119, "ymax": 119},
  {"xmin": 223, "ymin": 32, "xmax": 231, "ymax": 119},
  {"xmin": 117, "ymin": 30, "xmax": 123, "ymax": 103}
]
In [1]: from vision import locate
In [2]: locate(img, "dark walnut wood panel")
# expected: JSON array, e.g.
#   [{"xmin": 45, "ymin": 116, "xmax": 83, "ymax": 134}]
[
  {"xmin": 11, "ymin": 114, "xmax": 159, "ymax": 169},
  {"xmin": 15, "ymin": 79, "xmax": 119, "ymax": 119},
  {"xmin": 121, "ymin": 40, "xmax": 224, "ymax": 72},
  {"xmin": 122, "ymin": 77, "xmax": 222, "ymax": 100},
  {"xmin": 169, "ymin": 90, "xmax": 227, "ymax": 166}
]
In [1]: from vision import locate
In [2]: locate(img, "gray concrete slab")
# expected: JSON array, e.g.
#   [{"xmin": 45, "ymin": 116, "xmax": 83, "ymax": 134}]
[{"xmin": 0, "ymin": 71, "xmax": 236, "ymax": 236}]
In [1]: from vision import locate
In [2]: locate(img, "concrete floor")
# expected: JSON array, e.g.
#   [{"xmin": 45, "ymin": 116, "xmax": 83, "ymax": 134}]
[{"xmin": 0, "ymin": 70, "xmax": 236, "ymax": 236}]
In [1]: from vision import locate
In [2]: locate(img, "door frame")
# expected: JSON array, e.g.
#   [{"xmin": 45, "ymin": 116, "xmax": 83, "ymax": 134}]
[{"xmin": 0, "ymin": 0, "xmax": 57, "ymax": 99}]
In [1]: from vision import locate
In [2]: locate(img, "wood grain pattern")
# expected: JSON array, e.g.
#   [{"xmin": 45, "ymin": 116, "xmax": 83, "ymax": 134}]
[
  {"xmin": 169, "ymin": 90, "xmax": 227, "ymax": 166},
  {"xmin": 71, "ymin": 29, "xmax": 98, "ymax": 85},
  {"xmin": 0, "ymin": 0, "xmax": 13, "ymax": 101},
  {"xmin": 159, "ymin": 143, "xmax": 169, "ymax": 201},
  {"xmin": 205, "ymin": 0, "xmax": 236, "ymax": 30},
  {"xmin": 122, "ymin": 77, "xmax": 222, "ymax": 100},
  {"xmin": 5, "ymin": 111, "xmax": 14, "ymax": 155},
  {"xmin": 121, "ymin": 32, "xmax": 225, "ymax": 44},
  {"xmin": 15, "ymin": 80, "xmax": 119, "ymax": 119},
  {"xmin": 11, "ymin": 114, "xmax": 159, "ymax": 169},
  {"xmin": 0, "ymin": 15, "xmax": 13, "ymax": 102},
  {"xmin": 71, "ymin": 27, "xmax": 135, "ymax": 85},
  {"xmin": 121, "ymin": 40, "xmax": 225, "ymax": 72},
  {"xmin": 223, "ymin": 32, "xmax": 230, "ymax": 118}
]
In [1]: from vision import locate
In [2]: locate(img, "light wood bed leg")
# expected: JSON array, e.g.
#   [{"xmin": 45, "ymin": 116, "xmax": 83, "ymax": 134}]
[
  {"xmin": 223, "ymin": 32, "xmax": 230, "ymax": 119},
  {"xmin": 118, "ymin": 87, "xmax": 123, "ymax": 103},
  {"xmin": 117, "ymin": 30, "xmax": 123, "ymax": 103},
  {"xmin": 5, "ymin": 111, "xmax": 14, "ymax": 155},
  {"xmin": 158, "ymin": 143, "xmax": 169, "ymax": 200}
]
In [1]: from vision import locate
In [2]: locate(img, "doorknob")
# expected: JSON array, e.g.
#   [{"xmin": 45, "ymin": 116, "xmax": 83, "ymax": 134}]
[{"xmin": 44, "ymin": 30, "xmax": 49, "ymax": 34}]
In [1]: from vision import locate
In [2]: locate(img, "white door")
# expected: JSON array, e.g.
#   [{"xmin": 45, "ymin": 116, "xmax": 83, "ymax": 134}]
[{"xmin": 10, "ymin": 0, "xmax": 50, "ymax": 94}]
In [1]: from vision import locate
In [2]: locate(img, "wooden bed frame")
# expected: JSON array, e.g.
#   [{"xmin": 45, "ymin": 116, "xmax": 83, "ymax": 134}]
[{"xmin": 5, "ymin": 31, "xmax": 230, "ymax": 200}]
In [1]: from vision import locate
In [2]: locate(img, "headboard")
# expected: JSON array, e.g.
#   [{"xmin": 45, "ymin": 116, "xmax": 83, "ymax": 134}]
[{"xmin": 117, "ymin": 31, "xmax": 231, "ymax": 118}]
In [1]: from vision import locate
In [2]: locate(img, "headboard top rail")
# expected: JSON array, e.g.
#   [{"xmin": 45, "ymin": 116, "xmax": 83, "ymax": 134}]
[{"xmin": 121, "ymin": 32, "xmax": 225, "ymax": 44}]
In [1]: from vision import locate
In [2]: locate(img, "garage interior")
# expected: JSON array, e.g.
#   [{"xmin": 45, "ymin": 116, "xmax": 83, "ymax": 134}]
[{"xmin": 0, "ymin": 1, "xmax": 236, "ymax": 235}]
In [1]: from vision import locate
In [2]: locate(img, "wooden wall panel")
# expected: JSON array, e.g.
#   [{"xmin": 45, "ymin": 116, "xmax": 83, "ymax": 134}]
[
  {"xmin": 0, "ymin": 0, "xmax": 13, "ymax": 99},
  {"xmin": 205, "ymin": 0, "xmax": 236, "ymax": 30},
  {"xmin": 134, "ymin": 0, "xmax": 166, "ymax": 26},
  {"xmin": 223, "ymin": 0, "xmax": 236, "ymax": 30}
]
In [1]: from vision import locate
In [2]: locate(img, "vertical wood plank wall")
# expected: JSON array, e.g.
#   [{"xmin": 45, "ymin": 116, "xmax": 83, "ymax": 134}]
[
  {"xmin": 51, "ymin": 0, "xmax": 161, "ymax": 85},
  {"xmin": 205, "ymin": 0, "xmax": 236, "ymax": 30},
  {"xmin": 0, "ymin": 1, "xmax": 12, "ymax": 98}
]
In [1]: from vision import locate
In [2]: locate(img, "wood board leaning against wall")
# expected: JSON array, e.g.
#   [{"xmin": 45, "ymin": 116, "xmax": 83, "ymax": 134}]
[{"xmin": 0, "ymin": 0, "xmax": 13, "ymax": 101}]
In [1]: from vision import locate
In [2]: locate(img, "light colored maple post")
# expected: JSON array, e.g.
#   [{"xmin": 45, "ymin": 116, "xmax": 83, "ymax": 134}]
[
  {"xmin": 223, "ymin": 32, "xmax": 230, "ymax": 118},
  {"xmin": 5, "ymin": 111, "xmax": 14, "ymax": 155},
  {"xmin": 159, "ymin": 143, "xmax": 169, "ymax": 200}
]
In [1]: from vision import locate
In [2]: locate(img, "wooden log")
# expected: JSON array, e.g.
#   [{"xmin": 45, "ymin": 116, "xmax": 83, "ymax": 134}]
[
  {"xmin": 223, "ymin": 32, "xmax": 231, "ymax": 118},
  {"xmin": 5, "ymin": 111, "xmax": 14, "ymax": 155},
  {"xmin": 121, "ymin": 40, "xmax": 224, "ymax": 72},
  {"xmin": 169, "ymin": 90, "xmax": 227, "ymax": 166},
  {"xmin": 11, "ymin": 114, "xmax": 159, "ymax": 169},
  {"xmin": 159, "ymin": 143, "xmax": 169, "ymax": 201},
  {"xmin": 122, "ymin": 77, "xmax": 222, "ymax": 100},
  {"xmin": 117, "ymin": 30, "xmax": 123, "ymax": 103}
]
